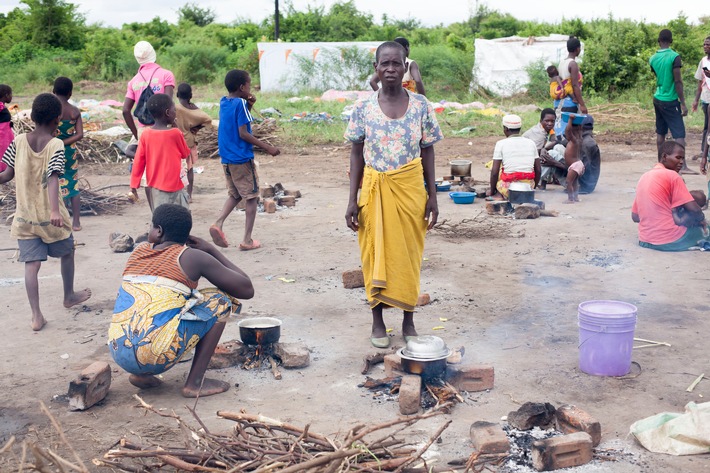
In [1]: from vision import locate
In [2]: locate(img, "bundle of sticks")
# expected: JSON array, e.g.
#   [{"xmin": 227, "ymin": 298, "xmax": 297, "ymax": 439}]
[
  {"xmin": 432, "ymin": 214, "xmax": 513, "ymax": 239},
  {"xmin": 197, "ymin": 118, "xmax": 279, "ymax": 159},
  {"xmin": 96, "ymin": 395, "xmax": 452, "ymax": 472},
  {"xmin": 0, "ymin": 182, "xmax": 134, "ymax": 217},
  {"xmin": 13, "ymin": 116, "xmax": 128, "ymax": 163}
]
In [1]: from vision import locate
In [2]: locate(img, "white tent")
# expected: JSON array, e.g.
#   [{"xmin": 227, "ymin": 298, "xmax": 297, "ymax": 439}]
[
  {"xmin": 472, "ymin": 34, "xmax": 583, "ymax": 97},
  {"xmin": 257, "ymin": 41, "xmax": 381, "ymax": 92}
]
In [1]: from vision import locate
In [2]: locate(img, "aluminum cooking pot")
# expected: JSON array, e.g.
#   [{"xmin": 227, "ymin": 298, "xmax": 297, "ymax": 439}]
[
  {"xmin": 397, "ymin": 347, "xmax": 450, "ymax": 379},
  {"xmin": 237, "ymin": 317, "xmax": 282, "ymax": 345},
  {"xmin": 450, "ymin": 159, "xmax": 472, "ymax": 177}
]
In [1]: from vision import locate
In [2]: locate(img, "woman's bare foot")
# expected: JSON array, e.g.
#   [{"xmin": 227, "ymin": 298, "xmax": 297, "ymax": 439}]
[
  {"xmin": 129, "ymin": 374, "xmax": 163, "ymax": 389},
  {"xmin": 63, "ymin": 288, "xmax": 92, "ymax": 308},
  {"xmin": 402, "ymin": 322, "xmax": 418, "ymax": 338},
  {"xmin": 31, "ymin": 313, "xmax": 47, "ymax": 331},
  {"xmin": 72, "ymin": 223, "xmax": 81, "ymax": 231},
  {"xmin": 182, "ymin": 378, "xmax": 230, "ymax": 398}
]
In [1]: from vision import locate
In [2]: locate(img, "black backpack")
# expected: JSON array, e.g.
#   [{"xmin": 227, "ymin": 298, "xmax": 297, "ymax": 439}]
[{"xmin": 133, "ymin": 69, "xmax": 158, "ymax": 126}]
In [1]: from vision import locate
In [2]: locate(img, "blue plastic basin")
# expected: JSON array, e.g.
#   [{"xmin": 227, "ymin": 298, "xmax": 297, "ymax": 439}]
[
  {"xmin": 561, "ymin": 112, "xmax": 587, "ymax": 125},
  {"xmin": 449, "ymin": 191, "xmax": 475, "ymax": 204}
]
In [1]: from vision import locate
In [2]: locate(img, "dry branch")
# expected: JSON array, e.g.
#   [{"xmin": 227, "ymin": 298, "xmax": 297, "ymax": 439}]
[{"xmin": 98, "ymin": 397, "xmax": 450, "ymax": 472}]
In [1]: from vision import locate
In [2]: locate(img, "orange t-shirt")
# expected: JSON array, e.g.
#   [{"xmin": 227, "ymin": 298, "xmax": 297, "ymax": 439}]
[
  {"xmin": 632, "ymin": 163, "xmax": 693, "ymax": 245},
  {"xmin": 131, "ymin": 128, "xmax": 190, "ymax": 192}
]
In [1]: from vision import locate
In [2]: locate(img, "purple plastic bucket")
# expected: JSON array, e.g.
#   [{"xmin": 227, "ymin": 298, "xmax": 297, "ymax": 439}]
[{"xmin": 578, "ymin": 300, "xmax": 637, "ymax": 376}]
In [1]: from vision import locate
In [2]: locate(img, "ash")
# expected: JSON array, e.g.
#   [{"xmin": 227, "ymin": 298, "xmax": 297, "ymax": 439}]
[{"xmin": 501, "ymin": 425, "xmax": 560, "ymax": 472}]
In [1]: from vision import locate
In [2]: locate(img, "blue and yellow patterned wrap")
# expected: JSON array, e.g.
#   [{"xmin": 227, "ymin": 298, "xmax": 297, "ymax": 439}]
[{"xmin": 108, "ymin": 275, "xmax": 239, "ymax": 375}]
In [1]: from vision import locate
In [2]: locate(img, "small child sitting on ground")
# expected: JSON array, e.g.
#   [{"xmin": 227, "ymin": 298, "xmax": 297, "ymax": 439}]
[
  {"xmin": 564, "ymin": 115, "xmax": 585, "ymax": 203},
  {"xmin": 175, "ymin": 83, "xmax": 212, "ymax": 202},
  {"xmin": 130, "ymin": 93, "xmax": 191, "ymax": 211},
  {"xmin": 109, "ymin": 204, "xmax": 254, "ymax": 397},
  {"xmin": 0, "ymin": 93, "xmax": 91, "ymax": 330},
  {"xmin": 547, "ymin": 65, "xmax": 583, "ymax": 101},
  {"xmin": 53, "ymin": 77, "xmax": 84, "ymax": 232}
]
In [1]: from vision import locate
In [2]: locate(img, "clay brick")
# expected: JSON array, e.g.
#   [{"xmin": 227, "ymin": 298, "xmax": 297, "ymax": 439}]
[
  {"xmin": 446, "ymin": 347, "xmax": 464, "ymax": 364},
  {"xmin": 531, "ymin": 432, "xmax": 593, "ymax": 471},
  {"xmin": 446, "ymin": 364, "xmax": 494, "ymax": 392},
  {"xmin": 470, "ymin": 421, "xmax": 510, "ymax": 454},
  {"xmin": 399, "ymin": 374, "xmax": 421, "ymax": 415},
  {"xmin": 555, "ymin": 405, "xmax": 601, "ymax": 447},
  {"xmin": 416, "ymin": 293, "xmax": 431, "ymax": 306},
  {"xmin": 342, "ymin": 269, "xmax": 365, "ymax": 289},
  {"xmin": 278, "ymin": 196, "xmax": 296, "ymax": 207},
  {"xmin": 514, "ymin": 203, "xmax": 541, "ymax": 219},
  {"xmin": 384, "ymin": 353, "xmax": 403, "ymax": 377},
  {"xmin": 109, "ymin": 232, "xmax": 134, "ymax": 253},
  {"xmin": 68, "ymin": 361, "xmax": 111, "ymax": 411},
  {"xmin": 264, "ymin": 198, "xmax": 277, "ymax": 214},
  {"xmin": 208, "ymin": 340, "xmax": 248, "ymax": 369},
  {"xmin": 284, "ymin": 189, "xmax": 302, "ymax": 198},
  {"xmin": 474, "ymin": 187, "xmax": 490, "ymax": 198},
  {"xmin": 260, "ymin": 186, "xmax": 275, "ymax": 198},
  {"xmin": 508, "ymin": 402, "xmax": 556, "ymax": 430},
  {"xmin": 485, "ymin": 201, "xmax": 513, "ymax": 215},
  {"xmin": 273, "ymin": 342, "xmax": 310, "ymax": 368},
  {"xmin": 533, "ymin": 199, "xmax": 545, "ymax": 210}
]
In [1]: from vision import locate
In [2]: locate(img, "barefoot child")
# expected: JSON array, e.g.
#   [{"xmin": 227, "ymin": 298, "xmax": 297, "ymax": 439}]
[
  {"xmin": 564, "ymin": 115, "xmax": 585, "ymax": 203},
  {"xmin": 130, "ymin": 93, "xmax": 190, "ymax": 211},
  {"xmin": 175, "ymin": 83, "xmax": 212, "ymax": 202},
  {"xmin": 0, "ymin": 93, "xmax": 91, "ymax": 330},
  {"xmin": 109, "ymin": 204, "xmax": 254, "ymax": 397},
  {"xmin": 0, "ymin": 84, "xmax": 13, "ymax": 172},
  {"xmin": 210, "ymin": 70, "xmax": 280, "ymax": 250},
  {"xmin": 53, "ymin": 77, "xmax": 84, "ymax": 231}
]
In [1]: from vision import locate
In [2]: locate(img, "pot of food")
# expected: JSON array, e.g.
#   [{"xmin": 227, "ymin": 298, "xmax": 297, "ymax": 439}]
[
  {"xmin": 450, "ymin": 159, "xmax": 472, "ymax": 177},
  {"xmin": 237, "ymin": 317, "xmax": 282, "ymax": 345},
  {"xmin": 397, "ymin": 335, "xmax": 451, "ymax": 379}
]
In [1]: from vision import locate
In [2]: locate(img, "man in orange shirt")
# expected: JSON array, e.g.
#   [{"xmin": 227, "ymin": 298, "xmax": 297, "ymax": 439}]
[
  {"xmin": 632, "ymin": 141, "xmax": 705, "ymax": 251},
  {"xmin": 131, "ymin": 94, "xmax": 190, "ymax": 211}
]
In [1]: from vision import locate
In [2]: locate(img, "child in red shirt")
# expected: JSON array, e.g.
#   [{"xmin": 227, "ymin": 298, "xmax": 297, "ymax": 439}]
[{"xmin": 130, "ymin": 94, "xmax": 190, "ymax": 211}]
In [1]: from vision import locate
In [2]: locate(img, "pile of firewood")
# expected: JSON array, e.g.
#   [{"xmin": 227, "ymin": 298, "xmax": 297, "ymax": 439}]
[
  {"xmin": 95, "ymin": 395, "xmax": 451, "ymax": 472},
  {"xmin": 197, "ymin": 118, "xmax": 279, "ymax": 159}
]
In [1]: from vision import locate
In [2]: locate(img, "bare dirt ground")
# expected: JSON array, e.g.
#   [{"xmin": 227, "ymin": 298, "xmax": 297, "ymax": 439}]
[{"xmin": 2, "ymin": 131, "xmax": 710, "ymax": 472}]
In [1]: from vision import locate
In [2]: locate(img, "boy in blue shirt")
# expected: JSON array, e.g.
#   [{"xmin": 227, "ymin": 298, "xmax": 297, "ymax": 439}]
[{"xmin": 210, "ymin": 70, "xmax": 280, "ymax": 250}]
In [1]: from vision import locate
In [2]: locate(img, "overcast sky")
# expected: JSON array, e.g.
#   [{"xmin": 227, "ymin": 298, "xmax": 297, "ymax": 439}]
[{"xmin": 1, "ymin": 0, "xmax": 708, "ymax": 28}]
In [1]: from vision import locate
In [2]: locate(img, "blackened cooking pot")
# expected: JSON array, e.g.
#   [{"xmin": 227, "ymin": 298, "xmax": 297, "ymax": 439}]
[
  {"xmin": 508, "ymin": 189, "xmax": 535, "ymax": 204},
  {"xmin": 397, "ymin": 348, "xmax": 450, "ymax": 379},
  {"xmin": 237, "ymin": 317, "xmax": 282, "ymax": 345}
]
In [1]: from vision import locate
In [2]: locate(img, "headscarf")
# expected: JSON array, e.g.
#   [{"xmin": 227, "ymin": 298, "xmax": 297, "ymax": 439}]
[{"xmin": 134, "ymin": 41, "xmax": 157, "ymax": 65}]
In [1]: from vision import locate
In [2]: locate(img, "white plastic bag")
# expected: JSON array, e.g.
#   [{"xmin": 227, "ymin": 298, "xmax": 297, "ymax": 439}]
[{"xmin": 630, "ymin": 402, "xmax": 710, "ymax": 455}]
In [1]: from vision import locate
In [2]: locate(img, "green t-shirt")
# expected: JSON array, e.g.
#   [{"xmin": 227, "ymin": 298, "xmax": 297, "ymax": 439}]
[{"xmin": 649, "ymin": 48, "xmax": 681, "ymax": 102}]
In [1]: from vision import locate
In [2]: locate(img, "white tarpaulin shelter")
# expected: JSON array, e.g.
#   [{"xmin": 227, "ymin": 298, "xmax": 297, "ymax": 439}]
[
  {"xmin": 472, "ymin": 34, "xmax": 583, "ymax": 97},
  {"xmin": 257, "ymin": 41, "xmax": 381, "ymax": 92}
]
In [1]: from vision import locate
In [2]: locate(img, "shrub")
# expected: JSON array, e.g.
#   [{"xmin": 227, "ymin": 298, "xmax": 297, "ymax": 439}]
[
  {"xmin": 162, "ymin": 42, "xmax": 229, "ymax": 84},
  {"xmin": 81, "ymin": 28, "xmax": 136, "ymax": 82},
  {"xmin": 291, "ymin": 46, "xmax": 373, "ymax": 92},
  {"xmin": 524, "ymin": 59, "xmax": 551, "ymax": 103},
  {"xmin": 412, "ymin": 44, "xmax": 473, "ymax": 100}
]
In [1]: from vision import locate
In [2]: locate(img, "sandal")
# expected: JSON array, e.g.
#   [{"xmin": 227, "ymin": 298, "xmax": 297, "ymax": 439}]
[
  {"xmin": 239, "ymin": 239, "xmax": 261, "ymax": 251},
  {"xmin": 209, "ymin": 225, "xmax": 229, "ymax": 248}
]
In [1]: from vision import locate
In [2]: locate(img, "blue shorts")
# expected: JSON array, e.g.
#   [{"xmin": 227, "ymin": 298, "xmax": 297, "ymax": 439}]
[{"xmin": 653, "ymin": 98, "xmax": 685, "ymax": 139}]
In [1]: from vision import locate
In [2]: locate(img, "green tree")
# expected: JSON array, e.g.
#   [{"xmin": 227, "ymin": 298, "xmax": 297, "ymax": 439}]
[
  {"xmin": 22, "ymin": 0, "xmax": 86, "ymax": 49},
  {"xmin": 178, "ymin": 2, "xmax": 216, "ymax": 27}
]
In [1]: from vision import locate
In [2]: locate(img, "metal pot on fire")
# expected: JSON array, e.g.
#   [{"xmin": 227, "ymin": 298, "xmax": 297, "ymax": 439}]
[
  {"xmin": 449, "ymin": 159, "xmax": 472, "ymax": 177},
  {"xmin": 397, "ymin": 335, "xmax": 451, "ymax": 379},
  {"xmin": 237, "ymin": 317, "xmax": 282, "ymax": 345}
]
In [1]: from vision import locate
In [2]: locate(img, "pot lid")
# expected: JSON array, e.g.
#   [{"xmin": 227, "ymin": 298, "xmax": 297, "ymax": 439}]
[
  {"xmin": 400, "ymin": 335, "xmax": 450, "ymax": 360},
  {"xmin": 397, "ymin": 347, "xmax": 450, "ymax": 362}
]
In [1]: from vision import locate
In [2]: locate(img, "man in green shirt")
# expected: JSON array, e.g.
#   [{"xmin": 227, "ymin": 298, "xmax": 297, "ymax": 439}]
[{"xmin": 649, "ymin": 29, "xmax": 695, "ymax": 173}]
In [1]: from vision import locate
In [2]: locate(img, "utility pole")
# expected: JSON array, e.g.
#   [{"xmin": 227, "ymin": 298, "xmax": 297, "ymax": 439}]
[{"xmin": 275, "ymin": 0, "xmax": 280, "ymax": 40}]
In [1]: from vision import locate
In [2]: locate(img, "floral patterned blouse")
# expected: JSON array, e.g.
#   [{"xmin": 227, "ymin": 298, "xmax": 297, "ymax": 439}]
[{"xmin": 344, "ymin": 91, "xmax": 443, "ymax": 172}]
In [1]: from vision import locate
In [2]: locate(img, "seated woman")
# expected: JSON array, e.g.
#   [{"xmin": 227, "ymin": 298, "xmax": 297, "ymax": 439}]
[
  {"xmin": 488, "ymin": 114, "xmax": 541, "ymax": 200},
  {"xmin": 632, "ymin": 141, "xmax": 705, "ymax": 251},
  {"xmin": 108, "ymin": 204, "xmax": 254, "ymax": 397}
]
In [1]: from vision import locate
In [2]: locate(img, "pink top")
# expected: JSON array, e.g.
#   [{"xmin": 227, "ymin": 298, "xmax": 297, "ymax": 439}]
[
  {"xmin": 632, "ymin": 163, "xmax": 694, "ymax": 245},
  {"xmin": 126, "ymin": 63, "xmax": 175, "ymax": 127}
]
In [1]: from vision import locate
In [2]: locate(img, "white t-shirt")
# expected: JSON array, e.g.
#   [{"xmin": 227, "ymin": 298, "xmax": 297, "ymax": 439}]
[
  {"xmin": 493, "ymin": 136, "xmax": 539, "ymax": 174},
  {"xmin": 694, "ymin": 57, "xmax": 710, "ymax": 104}
]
